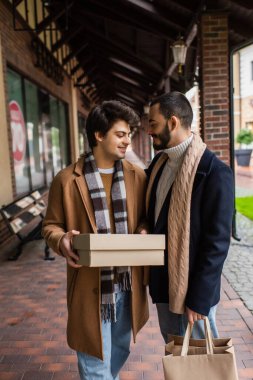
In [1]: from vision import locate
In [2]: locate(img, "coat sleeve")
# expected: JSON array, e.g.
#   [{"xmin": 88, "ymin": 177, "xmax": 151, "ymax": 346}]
[
  {"xmin": 185, "ymin": 163, "xmax": 234, "ymax": 315},
  {"xmin": 42, "ymin": 173, "xmax": 66, "ymax": 255}
]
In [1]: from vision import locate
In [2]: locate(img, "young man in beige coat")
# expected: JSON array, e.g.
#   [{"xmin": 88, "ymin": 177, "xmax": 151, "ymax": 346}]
[{"xmin": 43, "ymin": 100, "xmax": 149, "ymax": 379}]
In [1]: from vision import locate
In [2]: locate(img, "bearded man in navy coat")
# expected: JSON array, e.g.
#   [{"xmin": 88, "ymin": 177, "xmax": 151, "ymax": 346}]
[{"xmin": 145, "ymin": 91, "xmax": 234, "ymax": 340}]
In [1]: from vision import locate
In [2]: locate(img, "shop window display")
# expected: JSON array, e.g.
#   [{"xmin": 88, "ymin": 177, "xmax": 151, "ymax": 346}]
[
  {"xmin": 7, "ymin": 70, "xmax": 30, "ymax": 195},
  {"xmin": 7, "ymin": 68, "xmax": 70, "ymax": 196}
]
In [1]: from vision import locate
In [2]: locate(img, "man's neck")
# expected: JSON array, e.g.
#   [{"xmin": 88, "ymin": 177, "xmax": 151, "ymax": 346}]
[
  {"xmin": 164, "ymin": 133, "xmax": 193, "ymax": 161},
  {"xmin": 167, "ymin": 129, "xmax": 192, "ymax": 148},
  {"xmin": 92, "ymin": 149, "xmax": 115, "ymax": 169}
]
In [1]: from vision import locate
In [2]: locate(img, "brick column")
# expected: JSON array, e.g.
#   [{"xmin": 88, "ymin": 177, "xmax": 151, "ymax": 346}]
[{"xmin": 200, "ymin": 12, "xmax": 230, "ymax": 164}]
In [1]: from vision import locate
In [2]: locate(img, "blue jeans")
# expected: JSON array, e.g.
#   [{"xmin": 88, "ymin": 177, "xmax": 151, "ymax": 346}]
[
  {"xmin": 156, "ymin": 303, "xmax": 219, "ymax": 343},
  {"xmin": 77, "ymin": 291, "xmax": 131, "ymax": 380}
]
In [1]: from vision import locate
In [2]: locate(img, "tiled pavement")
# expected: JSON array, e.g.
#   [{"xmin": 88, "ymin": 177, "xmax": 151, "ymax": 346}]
[
  {"xmin": 235, "ymin": 163, "xmax": 253, "ymax": 197},
  {"xmin": 1, "ymin": 241, "xmax": 253, "ymax": 380}
]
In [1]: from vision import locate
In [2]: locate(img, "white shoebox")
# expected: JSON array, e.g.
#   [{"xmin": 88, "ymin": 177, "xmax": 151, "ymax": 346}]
[{"xmin": 73, "ymin": 234, "xmax": 165, "ymax": 267}]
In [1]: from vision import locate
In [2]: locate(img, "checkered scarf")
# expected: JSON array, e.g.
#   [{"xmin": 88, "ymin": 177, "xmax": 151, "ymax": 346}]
[{"xmin": 84, "ymin": 152, "xmax": 131, "ymax": 322}]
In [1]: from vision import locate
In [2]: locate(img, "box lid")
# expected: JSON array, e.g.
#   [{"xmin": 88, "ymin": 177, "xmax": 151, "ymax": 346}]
[{"xmin": 73, "ymin": 233, "xmax": 165, "ymax": 251}]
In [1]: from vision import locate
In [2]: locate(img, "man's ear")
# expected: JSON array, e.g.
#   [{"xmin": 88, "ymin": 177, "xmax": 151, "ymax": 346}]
[
  {"xmin": 95, "ymin": 131, "xmax": 104, "ymax": 143},
  {"xmin": 170, "ymin": 115, "xmax": 179, "ymax": 131}
]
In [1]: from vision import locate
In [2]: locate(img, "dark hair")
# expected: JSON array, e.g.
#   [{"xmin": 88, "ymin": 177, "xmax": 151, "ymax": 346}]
[
  {"xmin": 150, "ymin": 91, "xmax": 193, "ymax": 129},
  {"xmin": 85, "ymin": 100, "xmax": 139, "ymax": 148}
]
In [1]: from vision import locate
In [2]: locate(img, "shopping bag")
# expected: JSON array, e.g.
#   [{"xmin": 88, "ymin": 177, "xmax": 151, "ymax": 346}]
[
  {"xmin": 165, "ymin": 323, "xmax": 233, "ymax": 356},
  {"xmin": 162, "ymin": 318, "xmax": 239, "ymax": 380}
]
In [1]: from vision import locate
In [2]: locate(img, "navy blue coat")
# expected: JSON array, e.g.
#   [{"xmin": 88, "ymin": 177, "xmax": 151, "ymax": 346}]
[{"xmin": 146, "ymin": 148, "xmax": 234, "ymax": 315}]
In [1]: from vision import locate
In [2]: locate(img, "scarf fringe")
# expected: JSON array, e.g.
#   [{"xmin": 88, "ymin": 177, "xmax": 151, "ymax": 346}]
[
  {"xmin": 101, "ymin": 303, "xmax": 117, "ymax": 322},
  {"xmin": 117, "ymin": 272, "xmax": 132, "ymax": 292}
]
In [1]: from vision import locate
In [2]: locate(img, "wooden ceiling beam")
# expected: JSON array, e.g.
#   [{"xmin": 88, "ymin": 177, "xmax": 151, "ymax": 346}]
[
  {"xmin": 226, "ymin": 0, "xmax": 253, "ymax": 9},
  {"xmin": 92, "ymin": 76, "xmax": 126, "ymax": 102},
  {"xmin": 101, "ymin": 75, "xmax": 147, "ymax": 101},
  {"xmin": 116, "ymin": 93, "xmax": 138, "ymax": 104},
  {"xmin": 228, "ymin": 30, "xmax": 248, "ymax": 46},
  {"xmin": 107, "ymin": 57, "xmax": 159, "ymax": 83},
  {"xmin": 108, "ymin": 73, "xmax": 150, "ymax": 92},
  {"xmin": 229, "ymin": 18, "xmax": 253, "ymax": 41},
  {"xmin": 174, "ymin": 0, "xmax": 200, "ymax": 11},
  {"xmin": 154, "ymin": 0, "xmax": 194, "ymax": 17},
  {"xmin": 113, "ymin": 0, "xmax": 187, "ymax": 32},
  {"xmin": 76, "ymin": 66, "xmax": 96, "ymax": 83},
  {"xmin": 80, "ymin": 26, "xmax": 163, "ymax": 74},
  {"xmin": 113, "ymin": 92, "xmax": 143, "ymax": 108},
  {"xmin": 116, "ymin": 97, "xmax": 141, "ymax": 110},
  {"xmin": 80, "ymin": 7, "xmax": 171, "ymax": 40},
  {"xmin": 70, "ymin": 55, "xmax": 94, "ymax": 76},
  {"xmin": 13, "ymin": 0, "xmax": 23, "ymax": 6},
  {"xmin": 36, "ymin": 1, "xmax": 74, "ymax": 34},
  {"xmin": 93, "ymin": 57, "xmax": 156, "ymax": 88},
  {"xmin": 92, "ymin": 58, "xmax": 152, "ymax": 100},
  {"xmin": 51, "ymin": 25, "xmax": 84, "ymax": 52},
  {"xmin": 79, "ymin": 0, "xmax": 184, "ymax": 40},
  {"xmin": 62, "ymin": 42, "xmax": 89, "ymax": 65}
]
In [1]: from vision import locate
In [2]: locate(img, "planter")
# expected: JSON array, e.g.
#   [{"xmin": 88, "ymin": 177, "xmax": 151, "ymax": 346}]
[{"xmin": 235, "ymin": 149, "xmax": 252, "ymax": 167}]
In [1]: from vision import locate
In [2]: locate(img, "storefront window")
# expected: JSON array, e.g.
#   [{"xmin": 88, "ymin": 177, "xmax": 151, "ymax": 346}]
[
  {"xmin": 37, "ymin": 90, "xmax": 53, "ymax": 186},
  {"xmin": 78, "ymin": 113, "xmax": 89, "ymax": 154},
  {"xmin": 50, "ymin": 96, "xmax": 70, "ymax": 173},
  {"xmin": 7, "ymin": 68, "xmax": 70, "ymax": 196},
  {"xmin": 50, "ymin": 96, "xmax": 61, "ymax": 176},
  {"xmin": 25, "ymin": 80, "xmax": 45, "ymax": 189},
  {"xmin": 59, "ymin": 101, "xmax": 69, "ymax": 167},
  {"xmin": 7, "ymin": 70, "xmax": 30, "ymax": 195}
]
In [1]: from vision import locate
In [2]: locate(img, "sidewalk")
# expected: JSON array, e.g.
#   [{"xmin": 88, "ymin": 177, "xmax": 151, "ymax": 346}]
[
  {"xmin": 0, "ymin": 241, "xmax": 253, "ymax": 380},
  {"xmin": 228, "ymin": 162, "xmax": 253, "ymax": 313},
  {"xmin": 235, "ymin": 162, "xmax": 253, "ymax": 197},
  {"xmin": 0, "ymin": 151, "xmax": 253, "ymax": 380}
]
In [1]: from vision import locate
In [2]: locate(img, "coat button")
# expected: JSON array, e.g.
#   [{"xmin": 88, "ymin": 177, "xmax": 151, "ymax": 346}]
[{"xmin": 93, "ymin": 288, "xmax": 99, "ymax": 295}]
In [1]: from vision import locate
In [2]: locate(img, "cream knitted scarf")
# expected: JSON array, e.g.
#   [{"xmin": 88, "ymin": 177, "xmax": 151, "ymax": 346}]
[
  {"xmin": 168, "ymin": 133, "xmax": 206, "ymax": 313},
  {"xmin": 146, "ymin": 133, "xmax": 206, "ymax": 314}
]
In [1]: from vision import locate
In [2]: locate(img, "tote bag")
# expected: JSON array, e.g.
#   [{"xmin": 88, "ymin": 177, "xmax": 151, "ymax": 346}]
[{"xmin": 162, "ymin": 318, "xmax": 239, "ymax": 380}]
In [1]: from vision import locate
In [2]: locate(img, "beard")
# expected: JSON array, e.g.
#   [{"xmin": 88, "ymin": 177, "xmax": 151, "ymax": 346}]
[{"xmin": 152, "ymin": 122, "xmax": 171, "ymax": 150}]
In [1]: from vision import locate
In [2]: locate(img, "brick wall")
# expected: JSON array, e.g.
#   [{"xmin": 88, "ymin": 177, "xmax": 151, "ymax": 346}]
[
  {"xmin": 200, "ymin": 13, "xmax": 231, "ymax": 164},
  {"xmin": 0, "ymin": 1, "xmax": 89, "ymax": 251}
]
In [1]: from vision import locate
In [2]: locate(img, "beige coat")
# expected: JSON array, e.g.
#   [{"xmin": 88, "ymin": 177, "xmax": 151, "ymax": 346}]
[{"xmin": 42, "ymin": 157, "xmax": 149, "ymax": 359}]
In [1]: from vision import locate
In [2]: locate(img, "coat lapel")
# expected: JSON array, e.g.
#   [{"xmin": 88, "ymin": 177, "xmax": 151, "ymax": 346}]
[
  {"xmin": 73, "ymin": 158, "xmax": 97, "ymax": 233},
  {"xmin": 123, "ymin": 161, "xmax": 135, "ymax": 234},
  {"xmin": 146, "ymin": 152, "xmax": 168, "ymax": 213},
  {"xmin": 192, "ymin": 149, "xmax": 214, "ymax": 193}
]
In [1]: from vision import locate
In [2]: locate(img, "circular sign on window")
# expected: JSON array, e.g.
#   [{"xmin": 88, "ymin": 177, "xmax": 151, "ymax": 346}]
[{"xmin": 9, "ymin": 100, "xmax": 26, "ymax": 163}]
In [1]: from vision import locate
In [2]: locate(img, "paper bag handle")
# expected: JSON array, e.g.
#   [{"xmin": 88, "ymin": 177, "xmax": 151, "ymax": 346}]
[
  {"xmin": 204, "ymin": 317, "xmax": 214, "ymax": 354},
  {"xmin": 181, "ymin": 318, "xmax": 214, "ymax": 356}
]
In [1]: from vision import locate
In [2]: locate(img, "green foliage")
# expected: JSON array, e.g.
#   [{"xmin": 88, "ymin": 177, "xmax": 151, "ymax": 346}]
[
  {"xmin": 236, "ymin": 129, "xmax": 253, "ymax": 145},
  {"xmin": 236, "ymin": 196, "xmax": 253, "ymax": 221}
]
